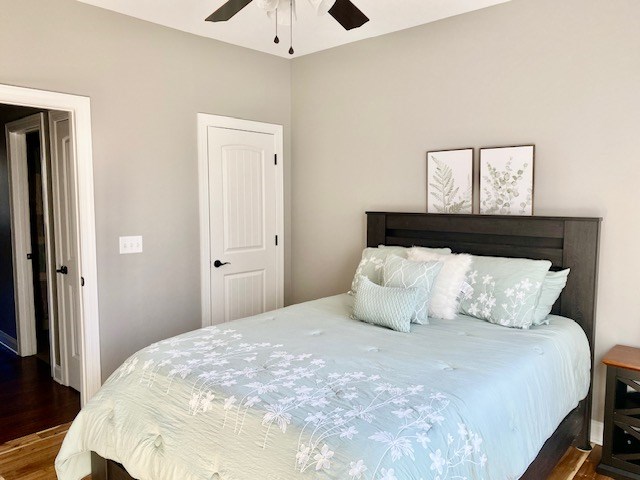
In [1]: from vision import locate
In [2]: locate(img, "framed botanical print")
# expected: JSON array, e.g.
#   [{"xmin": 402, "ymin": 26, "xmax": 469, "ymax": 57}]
[
  {"xmin": 480, "ymin": 145, "xmax": 534, "ymax": 215},
  {"xmin": 426, "ymin": 148, "xmax": 473, "ymax": 214}
]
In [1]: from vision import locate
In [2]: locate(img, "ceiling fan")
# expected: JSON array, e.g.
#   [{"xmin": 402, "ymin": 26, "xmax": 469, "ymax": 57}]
[{"xmin": 205, "ymin": 0, "xmax": 369, "ymax": 54}]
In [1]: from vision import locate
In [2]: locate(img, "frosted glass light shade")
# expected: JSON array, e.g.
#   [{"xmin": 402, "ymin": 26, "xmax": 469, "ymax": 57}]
[{"xmin": 307, "ymin": 0, "xmax": 336, "ymax": 14}]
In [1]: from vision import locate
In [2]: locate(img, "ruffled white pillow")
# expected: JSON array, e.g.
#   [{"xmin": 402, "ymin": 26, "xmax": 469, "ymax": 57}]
[{"xmin": 407, "ymin": 249, "xmax": 472, "ymax": 320}]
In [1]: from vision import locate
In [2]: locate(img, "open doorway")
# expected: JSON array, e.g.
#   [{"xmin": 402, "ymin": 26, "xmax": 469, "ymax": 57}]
[
  {"xmin": 0, "ymin": 84, "xmax": 102, "ymax": 442},
  {"xmin": 6, "ymin": 110, "xmax": 84, "ymax": 391},
  {"xmin": 0, "ymin": 105, "xmax": 81, "ymax": 442}
]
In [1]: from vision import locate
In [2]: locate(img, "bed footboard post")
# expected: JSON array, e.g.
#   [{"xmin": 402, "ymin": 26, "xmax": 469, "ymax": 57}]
[
  {"xmin": 561, "ymin": 219, "xmax": 601, "ymax": 452},
  {"xmin": 91, "ymin": 451, "xmax": 108, "ymax": 480},
  {"xmin": 577, "ymin": 399, "xmax": 593, "ymax": 452}
]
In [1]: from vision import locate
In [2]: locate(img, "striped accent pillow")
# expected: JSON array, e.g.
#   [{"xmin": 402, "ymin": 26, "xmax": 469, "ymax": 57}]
[{"xmin": 352, "ymin": 276, "xmax": 419, "ymax": 333}]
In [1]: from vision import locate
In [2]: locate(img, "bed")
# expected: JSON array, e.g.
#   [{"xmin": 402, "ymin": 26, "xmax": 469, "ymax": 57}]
[{"xmin": 55, "ymin": 212, "xmax": 601, "ymax": 480}]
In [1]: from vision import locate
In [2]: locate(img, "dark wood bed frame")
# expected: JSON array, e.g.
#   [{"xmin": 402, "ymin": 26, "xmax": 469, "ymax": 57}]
[{"xmin": 92, "ymin": 212, "xmax": 602, "ymax": 480}]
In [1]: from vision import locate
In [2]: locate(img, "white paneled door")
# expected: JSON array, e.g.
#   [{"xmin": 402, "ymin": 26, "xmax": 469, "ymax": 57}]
[
  {"xmin": 49, "ymin": 111, "xmax": 82, "ymax": 391},
  {"xmin": 203, "ymin": 119, "xmax": 283, "ymax": 325}
]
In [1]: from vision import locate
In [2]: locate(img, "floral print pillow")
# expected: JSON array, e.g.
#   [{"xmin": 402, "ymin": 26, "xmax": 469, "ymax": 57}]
[
  {"xmin": 350, "ymin": 245, "xmax": 450, "ymax": 294},
  {"xmin": 382, "ymin": 255, "xmax": 443, "ymax": 324},
  {"xmin": 459, "ymin": 255, "xmax": 551, "ymax": 329}
]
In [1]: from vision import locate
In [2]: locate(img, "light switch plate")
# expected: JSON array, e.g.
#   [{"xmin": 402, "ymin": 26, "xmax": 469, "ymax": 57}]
[{"xmin": 119, "ymin": 235, "xmax": 143, "ymax": 254}]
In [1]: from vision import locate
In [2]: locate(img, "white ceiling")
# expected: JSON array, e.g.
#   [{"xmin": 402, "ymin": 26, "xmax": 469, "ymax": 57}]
[{"xmin": 76, "ymin": 0, "xmax": 510, "ymax": 58}]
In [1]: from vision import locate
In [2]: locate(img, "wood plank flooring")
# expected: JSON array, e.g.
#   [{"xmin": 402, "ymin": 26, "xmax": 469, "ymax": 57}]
[
  {"xmin": 0, "ymin": 423, "xmax": 614, "ymax": 480},
  {"xmin": 548, "ymin": 445, "xmax": 612, "ymax": 479},
  {"xmin": 0, "ymin": 346, "xmax": 80, "ymax": 444},
  {"xmin": 0, "ymin": 423, "xmax": 75, "ymax": 480}
]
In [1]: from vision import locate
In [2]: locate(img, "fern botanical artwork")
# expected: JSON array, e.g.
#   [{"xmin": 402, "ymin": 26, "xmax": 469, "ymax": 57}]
[
  {"xmin": 427, "ymin": 148, "xmax": 473, "ymax": 214},
  {"xmin": 480, "ymin": 145, "xmax": 534, "ymax": 216}
]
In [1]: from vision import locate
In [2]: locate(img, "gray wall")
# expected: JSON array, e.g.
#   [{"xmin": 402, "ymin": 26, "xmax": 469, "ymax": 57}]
[
  {"xmin": 291, "ymin": 0, "xmax": 640, "ymax": 425},
  {"xmin": 0, "ymin": 104, "xmax": 45, "ymax": 347},
  {"xmin": 0, "ymin": 0, "xmax": 291, "ymax": 377}
]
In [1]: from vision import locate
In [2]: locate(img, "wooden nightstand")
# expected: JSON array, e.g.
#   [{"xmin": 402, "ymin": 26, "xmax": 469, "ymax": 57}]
[{"xmin": 598, "ymin": 345, "xmax": 640, "ymax": 479}]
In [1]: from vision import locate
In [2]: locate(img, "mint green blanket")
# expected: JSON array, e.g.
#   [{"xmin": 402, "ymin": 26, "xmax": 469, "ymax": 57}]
[{"xmin": 56, "ymin": 294, "xmax": 589, "ymax": 480}]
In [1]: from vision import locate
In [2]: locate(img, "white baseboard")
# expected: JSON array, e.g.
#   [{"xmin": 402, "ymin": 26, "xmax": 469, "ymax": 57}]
[
  {"xmin": 591, "ymin": 419, "xmax": 603, "ymax": 446},
  {"xmin": 0, "ymin": 329, "xmax": 18, "ymax": 353}
]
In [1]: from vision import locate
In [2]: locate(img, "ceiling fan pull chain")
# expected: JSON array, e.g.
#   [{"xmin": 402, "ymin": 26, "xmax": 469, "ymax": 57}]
[
  {"xmin": 274, "ymin": 8, "xmax": 279, "ymax": 43},
  {"xmin": 289, "ymin": 0, "xmax": 294, "ymax": 54}
]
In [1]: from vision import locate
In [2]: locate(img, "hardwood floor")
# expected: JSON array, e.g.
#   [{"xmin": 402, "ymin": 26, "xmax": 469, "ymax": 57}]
[
  {"xmin": 548, "ymin": 445, "xmax": 612, "ymax": 479},
  {"xmin": 0, "ymin": 345, "xmax": 80, "ymax": 444},
  {"xmin": 0, "ymin": 423, "xmax": 72, "ymax": 480},
  {"xmin": 0, "ymin": 423, "xmax": 614, "ymax": 480}
]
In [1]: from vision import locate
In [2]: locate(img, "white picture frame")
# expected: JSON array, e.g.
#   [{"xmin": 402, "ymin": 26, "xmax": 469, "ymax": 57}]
[
  {"xmin": 427, "ymin": 148, "xmax": 474, "ymax": 214},
  {"xmin": 480, "ymin": 145, "xmax": 535, "ymax": 216}
]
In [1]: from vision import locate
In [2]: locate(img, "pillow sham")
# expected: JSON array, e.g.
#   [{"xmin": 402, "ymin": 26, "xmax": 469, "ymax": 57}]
[
  {"xmin": 459, "ymin": 255, "xmax": 552, "ymax": 329},
  {"xmin": 382, "ymin": 255, "xmax": 443, "ymax": 324},
  {"xmin": 350, "ymin": 246, "xmax": 450, "ymax": 294},
  {"xmin": 352, "ymin": 276, "xmax": 419, "ymax": 333},
  {"xmin": 407, "ymin": 249, "xmax": 472, "ymax": 320},
  {"xmin": 532, "ymin": 269, "xmax": 570, "ymax": 325}
]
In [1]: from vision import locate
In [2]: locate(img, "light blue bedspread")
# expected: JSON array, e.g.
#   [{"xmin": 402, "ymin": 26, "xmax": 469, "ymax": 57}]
[{"xmin": 56, "ymin": 294, "xmax": 590, "ymax": 480}]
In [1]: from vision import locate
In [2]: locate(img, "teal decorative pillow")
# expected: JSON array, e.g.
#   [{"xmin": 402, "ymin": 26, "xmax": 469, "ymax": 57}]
[
  {"xmin": 459, "ymin": 256, "xmax": 552, "ymax": 329},
  {"xmin": 350, "ymin": 246, "xmax": 450, "ymax": 294},
  {"xmin": 532, "ymin": 269, "xmax": 570, "ymax": 325},
  {"xmin": 353, "ymin": 276, "xmax": 419, "ymax": 333},
  {"xmin": 382, "ymin": 255, "xmax": 443, "ymax": 324}
]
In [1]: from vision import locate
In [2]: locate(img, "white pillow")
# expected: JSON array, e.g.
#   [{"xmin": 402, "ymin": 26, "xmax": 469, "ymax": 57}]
[
  {"xmin": 410, "ymin": 246, "xmax": 452, "ymax": 256},
  {"xmin": 407, "ymin": 248, "xmax": 472, "ymax": 320}
]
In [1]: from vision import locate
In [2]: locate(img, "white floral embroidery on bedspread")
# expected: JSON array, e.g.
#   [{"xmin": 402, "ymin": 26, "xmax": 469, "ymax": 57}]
[{"xmin": 116, "ymin": 326, "xmax": 487, "ymax": 480}]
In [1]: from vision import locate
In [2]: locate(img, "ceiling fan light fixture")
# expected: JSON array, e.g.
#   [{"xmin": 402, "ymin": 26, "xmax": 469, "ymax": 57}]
[
  {"xmin": 206, "ymin": 0, "xmax": 369, "ymax": 55},
  {"xmin": 255, "ymin": 0, "xmax": 279, "ymax": 12},
  {"xmin": 307, "ymin": 0, "xmax": 336, "ymax": 15},
  {"xmin": 266, "ymin": 0, "xmax": 296, "ymax": 25}
]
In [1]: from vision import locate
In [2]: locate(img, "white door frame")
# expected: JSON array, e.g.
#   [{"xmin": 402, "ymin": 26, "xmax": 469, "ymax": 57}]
[
  {"xmin": 197, "ymin": 113, "xmax": 284, "ymax": 327},
  {"xmin": 1, "ymin": 83, "xmax": 101, "ymax": 405},
  {"xmin": 5, "ymin": 113, "xmax": 47, "ymax": 357}
]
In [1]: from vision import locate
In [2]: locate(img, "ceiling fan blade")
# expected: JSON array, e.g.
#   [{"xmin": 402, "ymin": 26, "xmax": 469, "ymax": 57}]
[
  {"xmin": 206, "ymin": 0, "xmax": 254, "ymax": 22},
  {"xmin": 328, "ymin": 0, "xmax": 369, "ymax": 30}
]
